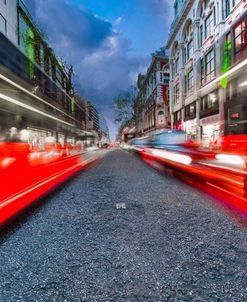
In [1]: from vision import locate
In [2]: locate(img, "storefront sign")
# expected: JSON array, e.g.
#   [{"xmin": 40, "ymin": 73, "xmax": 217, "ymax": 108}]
[{"xmin": 231, "ymin": 112, "xmax": 240, "ymax": 119}]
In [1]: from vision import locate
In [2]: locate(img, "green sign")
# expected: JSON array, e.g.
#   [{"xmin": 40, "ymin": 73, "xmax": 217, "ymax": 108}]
[
  {"xmin": 25, "ymin": 28, "xmax": 35, "ymax": 80},
  {"xmin": 71, "ymin": 97, "xmax": 75, "ymax": 113},
  {"xmin": 220, "ymin": 40, "xmax": 232, "ymax": 89}
]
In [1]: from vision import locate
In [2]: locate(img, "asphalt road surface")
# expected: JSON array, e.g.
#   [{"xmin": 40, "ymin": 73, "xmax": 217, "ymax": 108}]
[{"xmin": 1, "ymin": 149, "xmax": 247, "ymax": 302}]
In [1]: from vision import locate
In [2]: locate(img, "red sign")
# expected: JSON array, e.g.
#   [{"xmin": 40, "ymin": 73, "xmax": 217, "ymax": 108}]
[{"xmin": 231, "ymin": 112, "xmax": 240, "ymax": 119}]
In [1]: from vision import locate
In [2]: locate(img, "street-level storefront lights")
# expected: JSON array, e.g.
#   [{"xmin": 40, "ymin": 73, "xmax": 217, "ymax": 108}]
[
  {"xmin": 208, "ymin": 93, "xmax": 217, "ymax": 103},
  {"xmin": 203, "ymin": 124, "xmax": 214, "ymax": 135},
  {"xmin": 151, "ymin": 149, "xmax": 192, "ymax": 165}
]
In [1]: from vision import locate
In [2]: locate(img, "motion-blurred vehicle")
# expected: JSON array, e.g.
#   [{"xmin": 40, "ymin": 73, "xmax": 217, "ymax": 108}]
[{"xmin": 129, "ymin": 131, "xmax": 247, "ymax": 205}]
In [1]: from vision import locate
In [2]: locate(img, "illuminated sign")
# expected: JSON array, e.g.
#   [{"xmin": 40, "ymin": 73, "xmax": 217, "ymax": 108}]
[
  {"xmin": 220, "ymin": 40, "xmax": 232, "ymax": 89},
  {"xmin": 231, "ymin": 112, "xmax": 240, "ymax": 119}
]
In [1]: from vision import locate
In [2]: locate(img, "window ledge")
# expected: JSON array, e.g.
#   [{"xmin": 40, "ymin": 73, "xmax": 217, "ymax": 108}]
[
  {"xmin": 185, "ymin": 58, "xmax": 193, "ymax": 70},
  {"xmin": 203, "ymin": 33, "xmax": 214, "ymax": 45}
]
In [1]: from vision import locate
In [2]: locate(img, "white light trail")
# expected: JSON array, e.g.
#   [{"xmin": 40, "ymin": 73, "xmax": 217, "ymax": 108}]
[
  {"xmin": 0, "ymin": 73, "xmax": 76, "ymax": 122},
  {"xmin": 151, "ymin": 149, "xmax": 192, "ymax": 165},
  {"xmin": 239, "ymin": 80, "xmax": 247, "ymax": 87},
  {"xmin": 0, "ymin": 92, "xmax": 74, "ymax": 127},
  {"xmin": 215, "ymin": 154, "xmax": 245, "ymax": 168}
]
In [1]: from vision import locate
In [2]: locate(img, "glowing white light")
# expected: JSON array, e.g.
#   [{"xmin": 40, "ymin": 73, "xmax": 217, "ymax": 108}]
[
  {"xmin": 45, "ymin": 136, "xmax": 56, "ymax": 143},
  {"xmin": 216, "ymin": 154, "xmax": 245, "ymax": 167},
  {"xmin": 1, "ymin": 157, "xmax": 16, "ymax": 167},
  {"xmin": 20, "ymin": 129, "xmax": 30, "ymax": 141},
  {"xmin": 239, "ymin": 80, "xmax": 247, "ymax": 87},
  {"xmin": 151, "ymin": 149, "xmax": 192, "ymax": 165}
]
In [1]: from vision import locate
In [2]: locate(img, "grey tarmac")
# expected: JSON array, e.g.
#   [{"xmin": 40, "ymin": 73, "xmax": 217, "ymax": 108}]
[{"xmin": 0, "ymin": 149, "xmax": 247, "ymax": 302}]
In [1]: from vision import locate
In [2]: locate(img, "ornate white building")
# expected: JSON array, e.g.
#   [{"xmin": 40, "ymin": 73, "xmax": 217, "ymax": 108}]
[
  {"xmin": 166, "ymin": 0, "xmax": 247, "ymax": 147},
  {"xmin": 0, "ymin": 0, "xmax": 18, "ymax": 45}
]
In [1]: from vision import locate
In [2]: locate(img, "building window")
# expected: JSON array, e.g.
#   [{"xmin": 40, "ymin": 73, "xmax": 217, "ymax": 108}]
[
  {"xmin": 187, "ymin": 40, "xmax": 193, "ymax": 60},
  {"xmin": 163, "ymin": 73, "xmax": 169, "ymax": 84},
  {"xmin": 200, "ymin": 24, "xmax": 204, "ymax": 46},
  {"xmin": 56, "ymin": 67, "xmax": 64, "ymax": 88},
  {"xmin": 39, "ymin": 44, "xmax": 44, "ymax": 70},
  {"xmin": 222, "ymin": 32, "xmax": 232, "ymax": 72},
  {"xmin": 201, "ymin": 90, "xmax": 219, "ymax": 111},
  {"xmin": 201, "ymin": 58, "xmax": 205, "ymax": 85},
  {"xmin": 222, "ymin": 0, "xmax": 230, "ymax": 20},
  {"xmin": 175, "ymin": 57, "xmax": 179, "ymax": 75},
  {"xmin": 174, "ymin": 110, "xmax": 181, "ymax": 122},
  {"xmin": 0, "ymin": 13, "xmax": 6, "ymax": 35},
  {"xmin": 185, "ymin": 102, "xmax": 196, "ymax": 119},
  {"xmin": 205, "ymin": 49, "xmax": 215, "ymax": 82},
  {"xmin": 234, "ymin": 21, "xmax": 247, "ymax": 54},
  {"xmin": 158, "ymin": 110, "xmax": 164, "ymax": 125},
  {"xmin": 205, "ymin": 13, "xmax": 214, "ymax": 39},
  {"xmin": 185, "ymin": 69, "xmax": 193, "ymax": 95},
  {"xmin": 204, "ymin": 0, "xmax": 210, "ymax": 9},
  {"xmin": 45, "ymin": 55, "xmax": 52, "ymax": 76},
  {"xmin": 174, "ymin": 83, "xmax": 180, "ymax": 104},
  {"xmin": 171, "ymin": 63, "xmax": 175, "ymax": 79},
  {"xmin": 167, "ymin": 87, "xmax": 170, "ymax": 101}
]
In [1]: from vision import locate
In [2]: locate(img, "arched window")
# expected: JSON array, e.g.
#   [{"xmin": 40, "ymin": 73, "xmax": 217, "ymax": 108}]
[
  {"xmin": 172, "ymin": 41, "xmax": 179, "ymax": 77},
  {"xmin": 222, "ymin": 0, "xmax": 230, "ymax": 20},
  {"xmin": 183, "ymin": 20, "xmax": 193, "ymax": 63},
  {"xmin": 197, "ymin": 0, "xmax": 216, "ymax": 47}
]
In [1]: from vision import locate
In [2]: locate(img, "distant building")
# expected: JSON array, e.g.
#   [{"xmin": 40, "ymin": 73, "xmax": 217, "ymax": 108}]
[
  {"xmin": 98, "ymin": 114, "xmax": 110, "ymax": 145},
  {"xmin": 135, "ymin": 48, "xmax": 170, "ymax": 136},
  {"xmin": 121, "ymin": 124, "xmax": 136, "ymax": 142},
  {"xmin": 0, "ymin": 0, "xmax": 104, "ymax": 148},
  {"xmin": 0, "ymin": 0, "xmax": 111, "ymax": 147},
  {"xmin": 87, "ymin": 102, "xmax": 99, "ymax": 132}
]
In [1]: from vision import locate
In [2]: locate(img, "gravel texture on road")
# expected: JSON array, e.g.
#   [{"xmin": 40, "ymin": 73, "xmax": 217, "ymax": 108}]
[{"xmin": 1, "ymin": 149, "xmax": 247, "ymax": 302}]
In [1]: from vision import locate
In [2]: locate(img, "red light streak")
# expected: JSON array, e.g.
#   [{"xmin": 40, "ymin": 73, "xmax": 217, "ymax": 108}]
[{"xmin": 0, "ymin": 149, "xmax": 100, "ymax": 225}]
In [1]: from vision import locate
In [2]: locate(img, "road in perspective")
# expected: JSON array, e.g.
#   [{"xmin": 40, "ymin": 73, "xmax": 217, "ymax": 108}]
[{"xmin": 1, "ymin": 149, "xmax": 247, "ymax": 302}]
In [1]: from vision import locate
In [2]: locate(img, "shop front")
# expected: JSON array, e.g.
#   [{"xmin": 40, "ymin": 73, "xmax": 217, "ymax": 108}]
[
  {"xmin": 183, "ymin": 119, "xmax": 197, "ymax": 141},
  {"xmin": 200, "ymin": 115, "xmax": 220, "ymax": 149}
]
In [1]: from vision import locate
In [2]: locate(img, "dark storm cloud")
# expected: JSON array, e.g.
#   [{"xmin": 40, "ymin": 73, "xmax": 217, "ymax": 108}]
[
  {"xmin": 30, "ymin": 0, "xmax": 149, "ymax": 138},
  {"xmin": 30, "ymin": 0, "xmax": 112, "ymax": 54},
  {"xmin": 31, "ymin": 0, "xmax": 148, "ymax": 104}
]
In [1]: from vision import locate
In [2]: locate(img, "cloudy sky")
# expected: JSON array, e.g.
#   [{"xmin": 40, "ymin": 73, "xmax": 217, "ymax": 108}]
[{"xmin": 29, "ymin": 0, "xmax": 173, "ymax": 140}]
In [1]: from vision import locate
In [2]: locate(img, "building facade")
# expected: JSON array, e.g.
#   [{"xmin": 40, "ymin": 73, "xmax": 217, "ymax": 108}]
[
  {"xmin": 166, "ymin": 0, "xmax": 247, "ymax": 148},
  {"xmin": 98, "ymin": 114, "xmax": 110, "ymax": 146},
  {"xmin": 135, "ymin": 48, "xmax": 170, "ymax": 137},
  {"xmin": 0, "ymin": 0, "xmax": 108, "ymax": 147}
]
